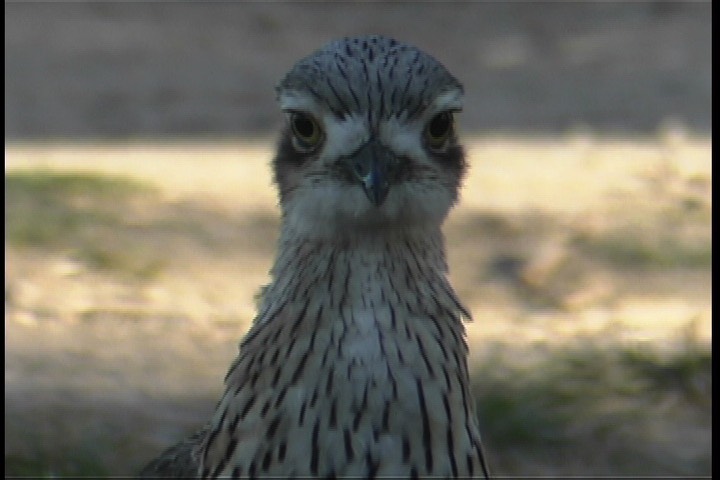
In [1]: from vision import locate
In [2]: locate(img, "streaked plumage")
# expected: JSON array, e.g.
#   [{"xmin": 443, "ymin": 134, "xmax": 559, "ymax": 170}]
[{"xmin": 141, "ymin": 35, "xmax": 490, "ymax": 479}]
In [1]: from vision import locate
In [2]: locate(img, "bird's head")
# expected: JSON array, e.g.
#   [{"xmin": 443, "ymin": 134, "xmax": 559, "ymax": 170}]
[{"xmin": 273, "ymin": 36, "xmax": 466, "ymax": 240}]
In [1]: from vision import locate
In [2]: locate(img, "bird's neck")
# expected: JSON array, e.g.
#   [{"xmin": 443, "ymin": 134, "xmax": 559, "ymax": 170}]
[{"xmin": 254, "ymin": 226, "xmax": 470, "ymax": 324}]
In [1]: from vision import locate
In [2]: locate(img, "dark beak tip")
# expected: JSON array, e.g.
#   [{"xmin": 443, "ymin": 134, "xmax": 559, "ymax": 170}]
[{"xmin": 362, "ymin": 178, "xmax": 389, "ymax": 206}]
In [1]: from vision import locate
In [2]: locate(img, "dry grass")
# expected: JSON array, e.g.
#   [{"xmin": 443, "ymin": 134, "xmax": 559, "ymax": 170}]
[{"xmin": 4, "ymin": 134, "xmax": 711, "ymax": 476}]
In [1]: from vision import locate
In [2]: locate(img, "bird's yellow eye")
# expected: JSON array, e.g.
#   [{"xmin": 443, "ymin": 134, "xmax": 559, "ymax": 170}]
[
  {"xmin": 290, "ymin": 112, "xmax": 323, "ymax": 151},
  {"xmin": 424, "ymin": 111, "xmax": 454, "ymax": 150}
]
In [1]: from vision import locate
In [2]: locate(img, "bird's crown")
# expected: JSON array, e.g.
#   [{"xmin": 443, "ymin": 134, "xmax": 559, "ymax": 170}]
[{"xmin": 277, "ymin": 35, "xmax": 463, "ymax": 125}]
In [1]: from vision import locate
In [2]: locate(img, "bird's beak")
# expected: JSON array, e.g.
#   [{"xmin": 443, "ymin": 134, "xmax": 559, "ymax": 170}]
[{"xmin": 341, "ymin": 139, "xmax": 400, "ymax": 206}]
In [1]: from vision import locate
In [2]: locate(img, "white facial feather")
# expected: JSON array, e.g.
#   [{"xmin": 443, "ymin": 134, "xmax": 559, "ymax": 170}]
[
  {"xmin": 320, "ymin": 114, "xmax": 368, "ymax": 162},
  {"xmin": 277, "ymin": 90, "xmax": 317, "ymax": 114}
]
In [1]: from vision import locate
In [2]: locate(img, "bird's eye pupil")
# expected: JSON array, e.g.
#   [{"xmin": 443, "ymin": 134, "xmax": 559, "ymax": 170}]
[
  {"xmin": 425, "ymin": 111, "xmax": 454, "ymax": 150},
  {"xmin": 429, "ymin": 113, "xmax": 451, "ymax": 138},
  {"xmin": 293, "ymin": 115, "xmax": 315, "ymax": 139}
]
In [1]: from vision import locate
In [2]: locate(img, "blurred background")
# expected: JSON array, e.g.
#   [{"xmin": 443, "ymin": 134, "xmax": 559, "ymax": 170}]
[{"xmin": 5, "ymin": 2, "xmax": 711, "ymax": 477}]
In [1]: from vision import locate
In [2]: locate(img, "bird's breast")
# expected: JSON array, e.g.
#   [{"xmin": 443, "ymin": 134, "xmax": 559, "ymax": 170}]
[{"xmin": 198, "ymin": 238, "xmax": 485, "ymax": 478}]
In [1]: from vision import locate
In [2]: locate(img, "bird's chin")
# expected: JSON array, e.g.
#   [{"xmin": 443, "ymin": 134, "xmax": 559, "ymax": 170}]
[{"xmin": 282, "ymin": 186, "xmax": 454, "ymax": 241}]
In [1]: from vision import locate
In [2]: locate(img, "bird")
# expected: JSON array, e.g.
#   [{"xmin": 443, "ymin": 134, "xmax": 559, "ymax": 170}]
[{"xmin": 140, "ymin": 35, "xmax": 490, "ymax": 479}]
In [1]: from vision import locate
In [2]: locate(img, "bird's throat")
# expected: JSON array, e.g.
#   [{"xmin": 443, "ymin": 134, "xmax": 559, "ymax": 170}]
[{"xmin": 258, "ymin": 228, "xmax": 467, "ymax": 320}]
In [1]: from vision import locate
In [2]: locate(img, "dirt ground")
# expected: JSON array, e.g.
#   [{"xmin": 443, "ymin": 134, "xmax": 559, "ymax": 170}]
[
  {"xmin": 4, "ymin": 2, "xmax": 712, "ymax": 477},
  {"xmin": 5, "ymin": 136, "xmax": 711, "ymax": 476}
]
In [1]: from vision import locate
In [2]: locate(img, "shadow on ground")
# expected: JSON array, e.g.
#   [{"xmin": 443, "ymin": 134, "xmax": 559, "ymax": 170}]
[{"xmin": 4, "ymin": 169, "xmax": 711, "ymax": 476}]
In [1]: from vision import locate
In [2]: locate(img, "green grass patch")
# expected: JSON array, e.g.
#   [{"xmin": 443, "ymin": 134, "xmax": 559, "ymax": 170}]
[
  {"xmin": 619, "ymin": 323, "xmax": 712, "ymax": 403},
  {"xmin": 472, "ymin": 337, "xmax": 711, "ymax": 475},
  {"xmin": 4, "ymin": 429, "xmax": 111, "ymax": 478},
  {"xmin": 5, "ymin": 170, "xmax": 166, "ymax": 279},
  {"xmin": 5, "ymin": 170, "xmax": 152, "ymax": 199},
  {"xmin": 5, "ymin": 170, "xmax": 156, "ymax": 247}
]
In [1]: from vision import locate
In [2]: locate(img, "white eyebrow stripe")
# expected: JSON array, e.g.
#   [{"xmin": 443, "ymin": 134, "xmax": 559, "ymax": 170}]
[
  {"xmin": 430, "ymin": 89, "xmax": 463, "ymax": 113},
  {"xmin": 278, "ymin": 91, "xmax": 322, "ymax": 113}
]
